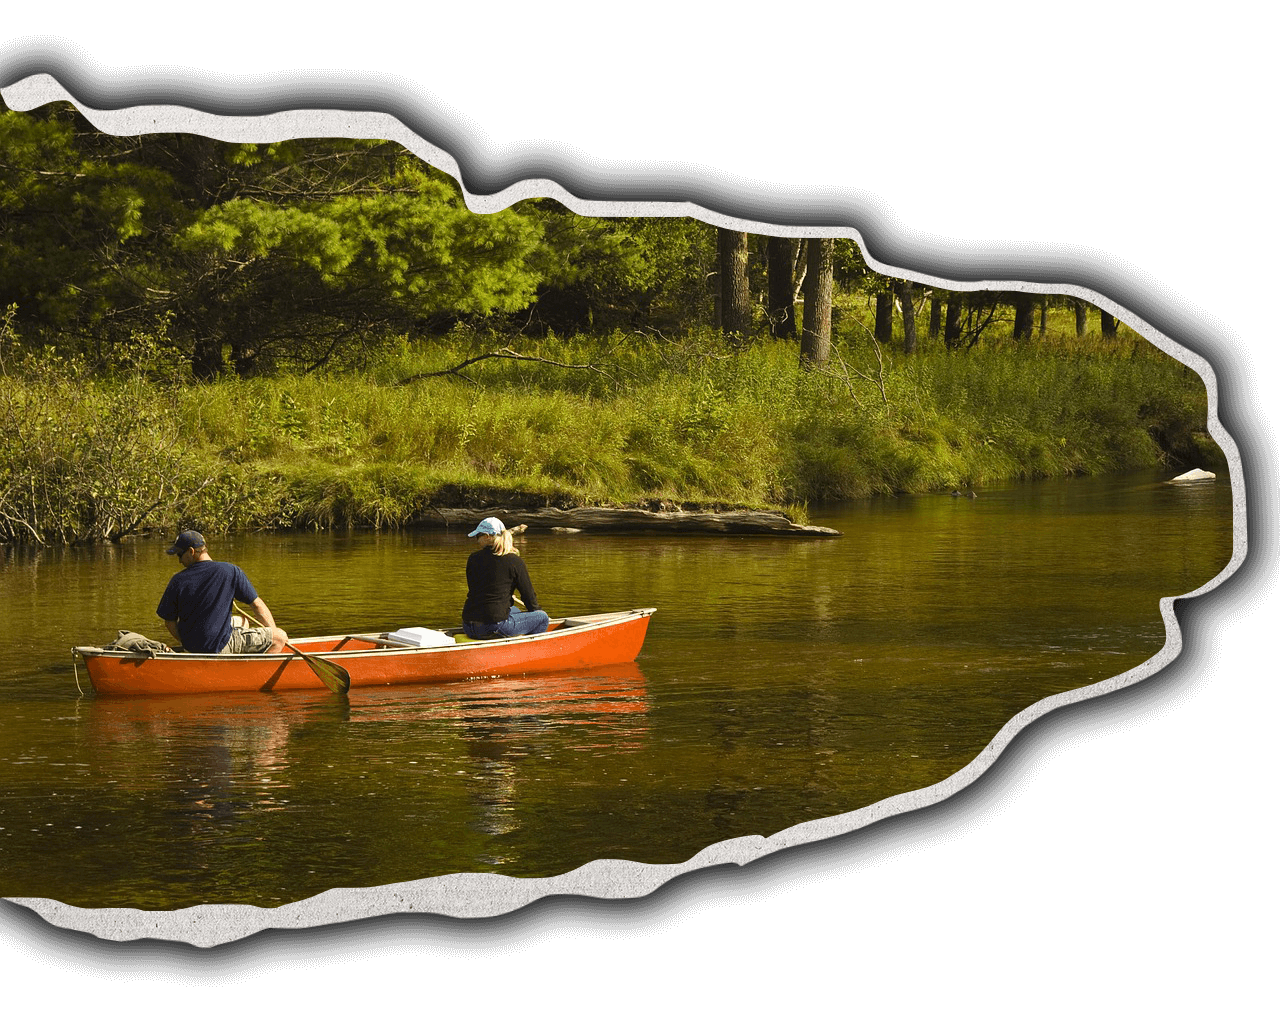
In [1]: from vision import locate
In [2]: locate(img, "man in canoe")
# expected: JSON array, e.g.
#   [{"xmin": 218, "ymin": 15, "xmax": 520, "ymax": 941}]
[
  {"xmin": 461, "ymin": 517, "xmax": 550, "ymax": 639},
  {"xmin": 156, "ymin": 531, "xmax": 289, "ymax": 654}
]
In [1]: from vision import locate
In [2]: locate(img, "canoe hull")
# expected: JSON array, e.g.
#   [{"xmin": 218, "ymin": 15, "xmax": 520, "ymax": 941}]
[{"xmin": 75, "ymin": 609, "xmax": 654, "ymax": 697}]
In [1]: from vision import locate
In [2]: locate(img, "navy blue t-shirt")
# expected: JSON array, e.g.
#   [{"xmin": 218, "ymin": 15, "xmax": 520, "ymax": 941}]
[{"xmin": 156, "ymin": 560, "xmax": 259, "ymax": 654}]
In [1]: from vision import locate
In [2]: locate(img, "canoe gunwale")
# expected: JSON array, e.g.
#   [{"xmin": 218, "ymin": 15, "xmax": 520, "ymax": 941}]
[{"xmin": 73, "ymin": 608, "xmax": 654, "ymax": 664}]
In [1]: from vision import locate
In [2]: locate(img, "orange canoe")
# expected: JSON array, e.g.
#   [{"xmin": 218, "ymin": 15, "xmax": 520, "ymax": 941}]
[{"xmin": 74, "ymin": 609, "xmax": 655, "ymax": 697}]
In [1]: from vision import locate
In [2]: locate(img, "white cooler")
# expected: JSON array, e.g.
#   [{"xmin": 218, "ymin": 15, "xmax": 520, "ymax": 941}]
[{"xmin": 383, "ymin": 626, "xmax": 456, "ymax": 648}]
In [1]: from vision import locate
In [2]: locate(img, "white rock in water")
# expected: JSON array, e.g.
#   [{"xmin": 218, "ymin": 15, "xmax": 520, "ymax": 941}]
[{"xmin": 1169, "ymin": 468, "xmax": 1216, "ymax": 482}]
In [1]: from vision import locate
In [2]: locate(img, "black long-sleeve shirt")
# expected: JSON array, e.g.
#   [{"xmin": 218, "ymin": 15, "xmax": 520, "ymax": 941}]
[{"xmin": 461, "ymin": 547, "xmax": 541, "ymax": 624}]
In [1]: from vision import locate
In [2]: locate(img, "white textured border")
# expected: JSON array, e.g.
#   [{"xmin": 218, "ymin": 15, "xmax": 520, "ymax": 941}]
[{"xmin": 0, "ymin": 73, "xmax": 1248, "ymax": 947}]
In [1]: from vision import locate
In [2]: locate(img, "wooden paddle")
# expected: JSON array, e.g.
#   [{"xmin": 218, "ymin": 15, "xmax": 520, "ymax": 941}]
[
  {"xmin": 285, "ymin": 643, "xmax": 351, "ymax": 695},
  {"xmin": 234, "ymin": 603, "xmax": 350, "ymax": 695}
]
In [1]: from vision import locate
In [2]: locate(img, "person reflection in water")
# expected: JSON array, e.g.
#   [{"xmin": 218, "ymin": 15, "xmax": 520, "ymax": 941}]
[{"xmin": 461, "ymin": 517, "xmax": 550, "ymax": 639}]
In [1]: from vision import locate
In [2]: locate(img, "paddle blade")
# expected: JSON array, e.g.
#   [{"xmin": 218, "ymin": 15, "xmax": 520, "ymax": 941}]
[{"xmin": 288, "ymin": 644, "xmax": 351, "ymax": 694}]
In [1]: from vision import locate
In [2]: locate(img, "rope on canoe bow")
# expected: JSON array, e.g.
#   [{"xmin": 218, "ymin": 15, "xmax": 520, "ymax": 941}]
[{"xmin": 71, "ymin": 650, "xmax": 84, "ymax": 697}]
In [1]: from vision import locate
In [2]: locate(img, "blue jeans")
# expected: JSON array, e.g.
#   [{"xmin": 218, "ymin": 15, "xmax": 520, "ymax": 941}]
[{"xmin": 463, "ymin": 606, "xmax": 550, "ymax": 639}]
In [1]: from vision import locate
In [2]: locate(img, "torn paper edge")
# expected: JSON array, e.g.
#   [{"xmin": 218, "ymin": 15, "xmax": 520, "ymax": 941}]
[{"xmin": 0, "ymin": 71, "xmax": 1248, "ymax": 947}]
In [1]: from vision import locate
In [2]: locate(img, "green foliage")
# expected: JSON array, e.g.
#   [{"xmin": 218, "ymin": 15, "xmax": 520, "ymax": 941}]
[
  {"xmin": 832, "ymin": 238, "xmax": 872, "ymax": 287},
  {"xmin": 0, "ymin": 110, "xmax": 1225, "ymax": 542},
  {"xmin": 0, "ymin": 328, "xmax": 1219, "ymax": 543},
  {"xmin": 0, "ymin": 108, "xmax": 178, "ymax": 332},
  {"xmin": 512, "ymin": 204, "xmax": 717, "ymax": 333},
  {"xmin": 4, "ymin": 104, "xmax": 1149, "ymax": 381},
  {"xmin": 0, "ymin": 352, "xmax": 194, "ymax": 543},
  {"xmin": 0, "ymin": 107, "xmax": 552, "ymax": 376},
  {"xmin": 164, "ymin": 162, "xmax": 548, "ymax": 375}
]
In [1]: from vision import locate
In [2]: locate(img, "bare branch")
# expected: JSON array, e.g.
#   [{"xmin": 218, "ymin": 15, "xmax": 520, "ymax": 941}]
[
  {"xmin": 817, "ymin": 340, "xmax": 888, "ymax": 407},
  {"xmin": 397, "ymin": 347, "xmax": 619, "ymax": 387}
]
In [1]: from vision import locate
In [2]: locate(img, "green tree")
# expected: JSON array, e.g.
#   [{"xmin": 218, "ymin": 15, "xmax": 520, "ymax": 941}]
[
  {"xmin": 1012, "ymin": 292, "xmax": 1036, "ymax": 341},
  {"xmin": 929, "ymin": 294, "xmax": 942, "ymax": 340},
  {"xmin": 765, "ymin": 236, "xmax": 800, "ymax": 338},
  {"xmin": 516, "ymin": 208, "xmax": 716, "ymax": 334},
  {"xmin": 897, "ymin": 279, "xmax": 918, "ymax": 354},
  {"xmin": 717, "ymin": 228, "xmax": 751, "ymax": 337},
  {"xmin": 171, "ymin": 170, "xmax": 546, "ymax": 376},
  {"xmin": 831, "ymin": 238, "xmax": 870, "ymax": 289},
  {"xmin": 800, "ymin": 237, "xmax": 833, "ymax": 366},
  {"xmin": 942, "ymin": 291, "xmax": 1001, "ymax": 351},
  {"xmin": 0, "ymin": 105, "xmax": 552, "ymax": 377},
  {"xmin": 874, "ymin": 292, "xmax": 894, "ymax": 343},
  {"xmin": 0, "ymin": 105, "xmax": 177, "ymax": 346}
]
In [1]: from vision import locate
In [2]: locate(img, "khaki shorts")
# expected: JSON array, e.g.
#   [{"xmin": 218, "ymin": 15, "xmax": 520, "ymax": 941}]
[{"xmin": 221, "ymin": 627, "xmax": 275, "ymax": 654}]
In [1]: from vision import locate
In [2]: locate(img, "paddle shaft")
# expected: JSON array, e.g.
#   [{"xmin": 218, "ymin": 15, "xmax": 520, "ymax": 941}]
[{"xmin": 234, "ymin": 602, "xmax": 350, "ymax": 695}]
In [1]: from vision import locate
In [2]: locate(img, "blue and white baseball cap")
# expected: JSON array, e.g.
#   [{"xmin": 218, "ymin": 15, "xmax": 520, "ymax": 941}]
[{"xmin": 467, "ymin": 517, "xmax": 506, "ymax": 538}]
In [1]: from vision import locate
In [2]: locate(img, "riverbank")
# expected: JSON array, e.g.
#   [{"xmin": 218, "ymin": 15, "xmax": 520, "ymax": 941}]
[{"xmin": 0, "ymin": 330, "xmax": 1224, "ymax": 544}]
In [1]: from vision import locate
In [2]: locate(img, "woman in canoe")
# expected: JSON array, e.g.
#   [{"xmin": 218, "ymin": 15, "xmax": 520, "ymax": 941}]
[{"xmin": 461, "ymin": 517, "xmax": 550, "ymax": 639}]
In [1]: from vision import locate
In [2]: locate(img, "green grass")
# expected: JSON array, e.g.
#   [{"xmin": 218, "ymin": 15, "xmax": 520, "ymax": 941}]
[{"xmin": 0, "ymin": 324, "xmax": 1224, "ymax": 542}]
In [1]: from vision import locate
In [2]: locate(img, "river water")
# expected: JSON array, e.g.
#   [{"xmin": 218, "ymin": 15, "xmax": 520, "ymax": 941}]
[{"xmin": 0, "ymin": 470, "xmax": 1233, "ymax": 909}]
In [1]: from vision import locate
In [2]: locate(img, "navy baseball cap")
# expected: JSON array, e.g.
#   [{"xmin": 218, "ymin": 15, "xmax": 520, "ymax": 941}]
[{"xmin": 166, "ymin": 530, "xmax": 205, "ymax": 555}]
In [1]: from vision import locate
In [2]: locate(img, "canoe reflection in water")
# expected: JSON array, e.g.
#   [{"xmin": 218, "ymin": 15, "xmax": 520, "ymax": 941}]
[
  {"xmin": 80, "ymin": 662, "xmax": 652, "ymax": 858},
  {"xmin": 83, "ymin": 662, "xmax": 650, "ymax": 740}
]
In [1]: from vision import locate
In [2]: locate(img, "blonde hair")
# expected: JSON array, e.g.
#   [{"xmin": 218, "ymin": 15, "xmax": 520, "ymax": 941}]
[{"xmin": 483, "ymin": 529, "xmax": 518, "ymax": 556}]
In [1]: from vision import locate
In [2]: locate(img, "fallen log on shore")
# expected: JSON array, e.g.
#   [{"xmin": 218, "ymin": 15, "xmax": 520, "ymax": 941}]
[{"xmin": 428, "ymin": 506, "xmax": 842, "ymax": 537}]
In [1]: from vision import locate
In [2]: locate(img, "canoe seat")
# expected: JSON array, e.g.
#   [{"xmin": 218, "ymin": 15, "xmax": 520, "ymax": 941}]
[{"xmin": 453, "ymin": 632, "xmax": 505, "ymax": 643}]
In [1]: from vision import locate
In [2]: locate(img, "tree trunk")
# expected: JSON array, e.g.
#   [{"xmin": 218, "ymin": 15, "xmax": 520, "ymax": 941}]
[
  {"xmin": 429, "ymin": 505, "xmax": 841, "ymax": 536},
  {"xmin": 718, "ymin": 229, "xmax": 751, "ymax": 338},
  {"xmin": 191, "ymin": 335, "xmax": 224, "ymax": 380},
  {"xmin": 766, "ymin": 236, "xmax": 799, "ymax": 338},
  {"xmin": 799, "ymin": 237, "xmax": 833, "ymax": 367},
  {"xmin": 792, "ymin": 239, "xmax": 808, "ymax": 303},
  {"xmin": 1075, "ymin": 299, "xmax": 1087, "ymax": 337},
  {"xmin": 1012, "ymin": 293, "xmax": 1035, "ymax": 340},
  {"xmin": 1038, "ymin": 298, "xmax": 1048, "ymax": 338},
  {"xmin": 929, "ymin": 295, "xmax": 942, "ymax": 340},
  {"xmin": 874, "ymin": 291, "xmax": 894, "ymax": 343},
  {"xmin": 944, "ymin": 298, "xmax": 962, "ymax": 350},
  {"xmin": 898, "ymin": 280, "xmax": 917, "ymax": 354},
  {"xmin": 1101, "ymin": 310, "xmax": 1118, "ymax": 337}
]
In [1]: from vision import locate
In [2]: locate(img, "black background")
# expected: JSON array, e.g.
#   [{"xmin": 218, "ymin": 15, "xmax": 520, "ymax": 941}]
[{"xmin": 2, "ymin": 63, "xmax": 1259, "ymax": 982}]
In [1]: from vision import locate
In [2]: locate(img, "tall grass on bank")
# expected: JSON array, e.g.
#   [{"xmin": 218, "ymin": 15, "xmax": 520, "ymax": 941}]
[
  {"xmin": 0, "ymin": 352, "xmax": 192, "ymax": 543},
  {"xmin": 0, "ymin": 330, "xmax": 1222, "ymax": 543}
]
